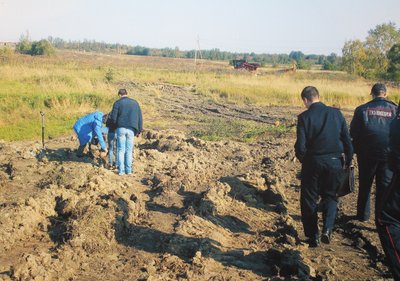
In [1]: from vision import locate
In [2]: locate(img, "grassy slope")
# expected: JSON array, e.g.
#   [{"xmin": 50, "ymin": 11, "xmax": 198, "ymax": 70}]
[{"xmin": 0, "ymin": 50, "xmax": 398, "ymax": 141}]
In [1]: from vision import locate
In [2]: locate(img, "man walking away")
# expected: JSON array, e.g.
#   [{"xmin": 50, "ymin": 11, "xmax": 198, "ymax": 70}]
[
  {"xmin": 73, "ymin": 111, "xmax": 108, "ymax": 157},
  {"xmin": 110, "ymin": 89, "xmax": 143, "ymax": 175},
  {"xmin": 295, "ymin": 86, "xmax": 353, "ymax": 247},
  {"xmin": 376, "ymin": 109, "xmax": 400, "ymax": 281},
  {"xmin": 350, "ymin": 83, "xmax": 397, "ymax": 222}
]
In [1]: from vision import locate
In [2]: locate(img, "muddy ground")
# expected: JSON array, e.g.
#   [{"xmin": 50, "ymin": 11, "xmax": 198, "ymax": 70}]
[{"xmin": 0, "ymin": 82, "xmax": 394, "ymax": 280}]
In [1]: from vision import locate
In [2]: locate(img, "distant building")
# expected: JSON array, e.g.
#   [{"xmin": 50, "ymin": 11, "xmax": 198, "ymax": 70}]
[{"xmin": 0, "ymin": 42, "xmax": 17, "ymax": 49}]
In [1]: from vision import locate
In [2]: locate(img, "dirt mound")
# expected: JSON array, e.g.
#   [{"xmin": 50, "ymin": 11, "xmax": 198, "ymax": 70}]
[{"xmin": 0, "ymin": 126, "xmax": 393, "ymax": 280}]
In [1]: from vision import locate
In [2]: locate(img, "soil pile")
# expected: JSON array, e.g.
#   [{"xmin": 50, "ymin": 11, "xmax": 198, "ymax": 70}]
[
  {"xmin": 0, "ymin": 127, "xmax": 391, "ymax": 280},
  {"xmin": 0, "ymin": 82, "xmax": 393, "ymax": 280}
]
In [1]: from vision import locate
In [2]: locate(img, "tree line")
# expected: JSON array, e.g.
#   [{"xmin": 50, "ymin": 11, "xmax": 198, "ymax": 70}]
[
  {"xmin": 5, "ymin": 22, "xmax": 400, "ymax": 81},
  {"xmin": 8, "ymin": 34, "xmax": 340, "ymax": 70},
  {"xmin": 32, "ymin": 37, "xmax": 339, "ymax": 70}
]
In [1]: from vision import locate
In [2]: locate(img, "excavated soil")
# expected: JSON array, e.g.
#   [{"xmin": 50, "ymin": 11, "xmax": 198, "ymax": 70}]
[{"xmin": 0, "ymin": 82, "xmax": 394, "ymax": 280}]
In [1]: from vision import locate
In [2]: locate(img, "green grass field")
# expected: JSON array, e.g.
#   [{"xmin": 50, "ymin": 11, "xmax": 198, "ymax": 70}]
[{"xmin": 0, "ymin": 50, "xmax": 399, "ymax": 141}]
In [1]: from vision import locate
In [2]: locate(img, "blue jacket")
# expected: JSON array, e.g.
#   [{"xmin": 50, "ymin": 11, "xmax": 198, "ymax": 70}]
[
  {"xmin": 110, "ymin": 97, "xmax": 143, "ymax": 135},
  {"xmin": 295, "ymin": 102, "xmax": 353, "ymax": 165},
  {"xmin": 350, "ymin": 97, "xmax": 397, "ymax": 160},
  {"xmin": 73, "ymin": 111, "xmax": 106, "ymax": 150}
]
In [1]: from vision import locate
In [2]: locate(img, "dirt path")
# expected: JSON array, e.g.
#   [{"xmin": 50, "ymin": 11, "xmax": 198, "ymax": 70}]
[{"xmin": 0, "ymin": 83, "xmax": 395, "ymax": 280}]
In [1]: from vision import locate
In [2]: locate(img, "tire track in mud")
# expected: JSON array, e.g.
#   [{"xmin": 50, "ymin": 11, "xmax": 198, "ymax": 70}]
[{"xmin": 138, "ymin": 82, "xmax": 299, "ymax": 127}]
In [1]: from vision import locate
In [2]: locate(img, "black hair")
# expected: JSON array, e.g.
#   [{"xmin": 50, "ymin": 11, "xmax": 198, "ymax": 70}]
[
  {"xmin": 371, "ymin": 83, "xmax": 386, "ymax": 96},
  {"xmin": 118, "ymin": 88, "xmax": 128, "ymax": 96},
  {"xmin": 301, "ymin": 86, "xmax": 319, "ymax": 101},
  {"xmin": 102, "ymin": 113, "xmax": 109, "ymax": 124}
]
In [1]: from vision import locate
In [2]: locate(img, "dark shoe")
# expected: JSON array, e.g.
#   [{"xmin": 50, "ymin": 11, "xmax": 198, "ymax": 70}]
[
  {"xmin": 308, "ymin": 237, "xmax": 320, "ymax": 248},
  {"xmin": 321, "ymin": 230, "xmax": 332, "ymax": 244},
  {"xmin": 76, "ymin": 144, "xmax": 87, "ymax": 157},
  {"xmin": 356, "ymin": 213, "xmax": 369, "ymax": 222}
]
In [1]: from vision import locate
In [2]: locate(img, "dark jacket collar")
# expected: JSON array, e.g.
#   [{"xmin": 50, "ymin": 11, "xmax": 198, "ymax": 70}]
[
  {"xmin": 372, "ymin": 97, "xmax": 386, "ymax": 101},
  {"xmin": 308, "ymin": 101, "xmax": 325, "ymax": 110},
  {"xmin": 366, "ymin": 96, "xmax": 396, "ymax": 106}
]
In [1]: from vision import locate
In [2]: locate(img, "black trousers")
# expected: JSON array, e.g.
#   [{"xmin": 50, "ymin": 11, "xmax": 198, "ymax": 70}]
[
  {"xmin": 377, "ymin": 221, "xmax": 400, "ymax": 280},
  {"xmin": 300, "ymin": 156, "xmax": 342, "ymax": 238},
  {"xmin": 357, "ymin": 155, "xmax": 393, "ymax": 221}
]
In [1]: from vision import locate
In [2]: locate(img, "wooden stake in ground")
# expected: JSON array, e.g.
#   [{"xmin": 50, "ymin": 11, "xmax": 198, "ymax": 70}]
[{"xmin": 40, "ymin": 111, "xmax": 45, "ymax": 149}]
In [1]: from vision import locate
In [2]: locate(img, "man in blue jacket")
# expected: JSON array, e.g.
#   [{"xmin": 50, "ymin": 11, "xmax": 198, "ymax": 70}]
[
  {"xmin": 110, "ymin": 89, "xmax": 143, "ymax": 175},
  {"xmin": 295, "ymin": 86, "xmax": 353, "ymax": 247},
  {"xmin": 73, "ymin": 111, "xmax": 108, "ymax": 157},
  {"xmin": 350, "ymin": 83, "xmax": 397, "ymax": 222}
]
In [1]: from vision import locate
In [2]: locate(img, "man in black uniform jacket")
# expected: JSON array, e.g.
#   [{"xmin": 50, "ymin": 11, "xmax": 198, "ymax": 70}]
[
  {"xmin": 295, "ymin": 86, "xmax": 353, "ymax": 247},
  {"xmin": 376, "ymin": 109, "xmax": 400, "ymax": 280},
  {"xmin": 350, "ymin": 83, "xmax": 397, "ymax": 222}
]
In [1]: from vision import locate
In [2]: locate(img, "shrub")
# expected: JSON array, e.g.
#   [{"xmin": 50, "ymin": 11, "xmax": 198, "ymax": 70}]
[
  {"xmin": 16, "ymin": 39, "xmax": 32, "ymax": 55},
  {"xmin": 105, "ymin": 68, "xmax": 114, "ymax": 82},
  {"xmin": 30, "ymin": 40, "xmax": 55, "ymax": 56}
]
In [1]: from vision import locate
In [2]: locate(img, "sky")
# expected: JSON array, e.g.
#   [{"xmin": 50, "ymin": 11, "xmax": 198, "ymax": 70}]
[{"xmin": 0, "ymin": 0, "xmax": 400, "ymax": 55}]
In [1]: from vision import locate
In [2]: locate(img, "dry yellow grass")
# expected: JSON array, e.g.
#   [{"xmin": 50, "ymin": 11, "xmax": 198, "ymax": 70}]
[{"xmin": 0, "ymin": 50, "xmax": 398, "ymax": 141}]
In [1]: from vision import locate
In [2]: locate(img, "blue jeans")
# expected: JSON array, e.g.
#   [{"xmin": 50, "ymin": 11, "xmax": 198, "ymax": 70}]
[
  {"xmin": 116, "ymin": 128, "xmax": 134, "ymax": 175},
  {"xmin": 108, "ymin": 131, "xmax": 118, "ymax": 166}
]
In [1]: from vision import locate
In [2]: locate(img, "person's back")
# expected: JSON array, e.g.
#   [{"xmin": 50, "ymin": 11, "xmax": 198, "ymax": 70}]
[
  {"xmin": 295, "ymin": 102, "xmax": 349, "ymax": 160},
  {"xmin": 376, "ymin": 110, "xmax": 400, "ymax": 280},
  {"xmin": 382, "ymin": 113, "xmax": 400, "ymax": 223},
  {"xmin": 350, "ymin": 83, "xmax": 397, "ymax": 222},
  {"xmin": 112, "ymin": 97, "xmax": 142, "ymax": 134},
  {"xmin": 74, "ymin": 112, "xmax": 101, "ymax": 133},
  {"xmin": 73, "ymin": 111, "xmax": 107, "ymax": 157},
  {"xmin": 294, "ymin": 86, "xmax": 353, "ymax": 247},
  {"xmin": 351, "ymin": 96, "xmax": 397, "ymax": 160},
  {"xmin": 110, "ymin": 89, "xmax": 143, "ymax": 176}
]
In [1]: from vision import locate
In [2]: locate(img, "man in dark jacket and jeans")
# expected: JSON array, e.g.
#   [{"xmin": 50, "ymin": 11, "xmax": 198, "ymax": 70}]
[
  {"xmin": 295, "ymin": 86, "xmax": 353, "ymax": 247},
  {"xmin": 350, "ymin": 83, "xmax": 397, "ymax": 222},
  {"xmin": 110, "ymin": 89, "xmax": 143, "ymax": 175}
]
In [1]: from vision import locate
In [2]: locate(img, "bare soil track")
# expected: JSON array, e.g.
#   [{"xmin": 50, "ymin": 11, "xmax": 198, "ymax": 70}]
[{"xmin": 0, "ymin": 82, "xmax": 394, "ymax": 280}]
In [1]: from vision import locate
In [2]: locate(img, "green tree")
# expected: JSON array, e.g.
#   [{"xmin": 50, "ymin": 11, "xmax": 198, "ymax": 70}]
[
  {"xmin": 289, "ymin": 51, "xmax": 304, "ymax": 61},
  {"xmin": 342, "ymin": 40, "xmax": 368, "ymax": 76},
  {"xmin": 289, "ymin": 51, "xmax": 310, "ymax": 69},
  {"xmin": 15, "ymin": 33, "xmax": 32, "ymax": 54},
  {"xmin": 364, "ymin": 22, "xmax": 400, "ymax": 77},
  {"xmin": 322, "ymin": 53, "xmax": 342, "ymax": 71},
  {"xmin": 387, "ymin": 43, "xmax": 400, "ymax": 81},
  {"xmin": 30, "ymin": 40, "xmax": 55, "ymax": 56},
  {"xmin": 296, "ymin": 59, "xmax": 312, "ymax": 70},
  {"xmin": 366, "ymin": 22, "xmax": 400, "ymax": 54},
  {"xmin": 341, "ymin": 22, "xmax": 400, "ymax": 78}
]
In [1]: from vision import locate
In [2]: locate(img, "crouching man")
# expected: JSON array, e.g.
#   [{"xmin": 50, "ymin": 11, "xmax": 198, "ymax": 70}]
[{"xmin": 73, "ymin": 111, "xmax": 108, "ymax": 157}]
